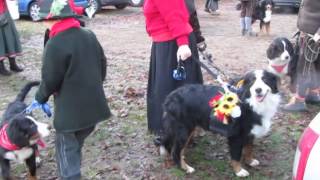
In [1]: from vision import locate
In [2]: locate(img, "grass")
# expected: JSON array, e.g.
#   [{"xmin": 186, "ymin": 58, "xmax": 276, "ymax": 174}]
[
  {"xmin": 288, "ymin": 112, "xmax": 302, "ymax": 121},
  {"xmin": 170, "ymin": 167, "xmax": 185, "ymax": 179},
  {"xmin": 84, "ymin": 166, "xmax": 99, "ymax": 179},
  {"xmin": 269, "ymin": 132, "xmax": 283, "ymax": 148}
]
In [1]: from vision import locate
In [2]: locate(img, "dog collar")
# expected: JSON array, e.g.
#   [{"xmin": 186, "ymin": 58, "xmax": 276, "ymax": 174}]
[
  {"xmin": 0, "ymin": 124, "xmax": 19, "ymax": 151},
  {"xmin": 271, "ymin": 64, "xmax": 287, "ymax": 73}
]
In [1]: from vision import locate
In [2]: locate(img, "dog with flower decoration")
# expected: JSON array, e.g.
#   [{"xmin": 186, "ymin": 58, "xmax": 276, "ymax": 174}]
[{"xmin": 156, "ymin": 69, "xmax": 280, "ymax": 177}]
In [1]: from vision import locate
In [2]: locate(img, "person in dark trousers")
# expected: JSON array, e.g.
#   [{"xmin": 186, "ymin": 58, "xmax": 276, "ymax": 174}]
[
  {"xmin": 283, "ymin": 0, "xmax": 320, "ymax": 112},
  {"xmin": 143, "ymin": 0, "xmax": 204, "ymax": 138},
  {"xmin": 0, "ymin": 0, "xmax": 23, "ymax": 76},
  {"xmin": 28, "ymin": 0, "xmax": 111, "ymax": 179},
  {"xmin": 205, "ymin": 0, "xmax": 220, "ymax": 15},
  {"xmin": 239, "ymin": 0, "xmax": 257, "ymax": 36}
]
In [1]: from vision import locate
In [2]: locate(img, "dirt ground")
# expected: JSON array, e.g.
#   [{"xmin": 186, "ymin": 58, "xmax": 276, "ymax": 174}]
[{"xmin": 0, "ymin": 0, "xmax": 319, "ymax": 179}]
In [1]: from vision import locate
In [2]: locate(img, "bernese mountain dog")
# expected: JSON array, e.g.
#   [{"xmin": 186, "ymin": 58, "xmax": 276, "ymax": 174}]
[
  {"xmin": 158, "ymin": 70, "xmax": 280, "ymax": 177},
  {"xmin": 267, "ymin": 37, "xmax": 298, "ymax": 91},
  {"xmin": 0, "ymin": 81, "xmax": 50, "ymax": 180},
  {"xmin": 253, "ymin": 0, "xmax": 274, "ymax": 35}
]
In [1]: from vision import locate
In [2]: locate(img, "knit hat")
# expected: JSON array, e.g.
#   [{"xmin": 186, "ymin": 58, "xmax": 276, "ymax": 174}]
[{"xmin": 38, "ymin": 0, "xmax": 81, "ymax": 20}]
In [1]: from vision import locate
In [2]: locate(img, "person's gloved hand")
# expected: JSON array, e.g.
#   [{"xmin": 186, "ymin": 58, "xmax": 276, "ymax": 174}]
[
  {"xmin": 177, "ymin": 45, "xmax": 192, "ymax": 61},
  {"xmin": 26, "ymin": 100, "xmax": 52, "ymax": 118},
  {"xmin": 197, "ymin": 41, "xmax": 207, "ymax": 52}
]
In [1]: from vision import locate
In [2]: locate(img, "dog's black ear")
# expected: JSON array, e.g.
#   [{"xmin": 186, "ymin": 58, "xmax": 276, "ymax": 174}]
[
  {"xmin": 7, "ymin": 118, "xmax": 30, "ymax": 147},
  {"xmin": 265, "ymin": 71, "xmax": 279, "ymax": 93},
  {"xmin": 284, "ymin": 38, "xmax": 295, "ymax": 56},
  {"xmin": 267, "ymin": 43, "xmax": 276, "ymax": 59},
  {"xmin": 235, "ymin": 73, "xmax": 252, "ymax": 100}
]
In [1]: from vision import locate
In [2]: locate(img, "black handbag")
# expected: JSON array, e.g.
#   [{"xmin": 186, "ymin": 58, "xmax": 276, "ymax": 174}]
[{"xmin": 0, "ymin": 13, "xmax": 8, "ymax": 27}]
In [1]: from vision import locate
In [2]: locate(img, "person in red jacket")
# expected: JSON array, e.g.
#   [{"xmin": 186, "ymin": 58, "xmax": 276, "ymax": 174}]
[{"xmin": 143, "ymin": 0, "xmax": 203, "ymax": 137}]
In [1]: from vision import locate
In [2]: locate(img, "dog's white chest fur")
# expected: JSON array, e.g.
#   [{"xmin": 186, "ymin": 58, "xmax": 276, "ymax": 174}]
[
  {"xmin": 249, "ymin": 93, "xmax": 280, "ymax": 138},
  {"xmin": 4, "ymin": 148, "xmax": 34, "ymax": 163},
  {"xmin": 263, "ymin": 10, "xmax": 272, "ymax": 23}
]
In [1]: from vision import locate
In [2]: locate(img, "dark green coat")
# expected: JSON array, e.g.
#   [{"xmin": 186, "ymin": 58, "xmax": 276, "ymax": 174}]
[{"xmin": 36, "ymin": 27, "xmax": 111, "ymax": 132}]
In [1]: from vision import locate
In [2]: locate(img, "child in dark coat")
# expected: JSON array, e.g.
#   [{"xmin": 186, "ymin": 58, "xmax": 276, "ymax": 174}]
[{"xmin": 27, "ymin": 0, "xmax": 111, "ymax": 179}]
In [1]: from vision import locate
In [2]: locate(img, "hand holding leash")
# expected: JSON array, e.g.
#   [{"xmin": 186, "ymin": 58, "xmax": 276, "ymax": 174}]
[
  {"xmin": 26, "ymin": 100, "xmax": 52, "ymax": 118},
  {"xmin": 177, "ymin": 45, "xmax": 192, "ymax": 61}
]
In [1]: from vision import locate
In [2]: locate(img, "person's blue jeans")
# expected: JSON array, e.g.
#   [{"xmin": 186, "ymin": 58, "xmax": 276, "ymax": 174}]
[{"xmin": 55, "ymin": 126, "xmax": 95, "ymax": 180}]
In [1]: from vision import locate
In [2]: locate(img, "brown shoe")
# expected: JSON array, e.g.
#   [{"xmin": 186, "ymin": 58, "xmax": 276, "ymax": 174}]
[{"xmin": 282, "ymin": 96, "xmax": 307, "ymax": 112}]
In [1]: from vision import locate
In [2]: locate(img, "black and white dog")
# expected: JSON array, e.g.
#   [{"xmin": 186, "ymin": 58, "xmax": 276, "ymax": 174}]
[
  {"xmin": 253, "ymin": 0, "xmax": 274, "ymax": 35},
  {"xmin": 266, "ymin": 37, "xmax": 298, "ymax": 90},
  {"xmin": 158, "ymin": 70, "xmax": 280, "ymax": 177},
  {"xmin": 0, "ymin": 81, "xmax": 50, "ymax": 180}
]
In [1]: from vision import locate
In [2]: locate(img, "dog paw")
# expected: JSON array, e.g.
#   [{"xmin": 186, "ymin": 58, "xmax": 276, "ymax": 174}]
[
  {"xmin": 249, "ymin": 159, "xmax": 260, "ymax": 167},
  {"xmin": 236, "ymin": 168, "xmax": 250, "ymax": 177},
  {"xmin": 159, "ymin": 146, "xmax": 168, "ymax": 156},
  {"xmin": 186, "ymin": 166, "xmax": 195, "ymax": 174}
]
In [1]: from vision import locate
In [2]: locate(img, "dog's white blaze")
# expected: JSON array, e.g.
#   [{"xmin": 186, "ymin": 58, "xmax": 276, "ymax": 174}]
[
  {"xmin": 280, "ymin": 40, "xmax": 290, "ymax": 62},
  {"xmin": 26, "ymin": 116, "xmax": 50, "ymax": 138},
  {"xmin": 4, "ymin": 147, "xmax": 33, "ymax": 163},
  {"xmin": 263, "ymin": 9, "xmax": 272, "ymax": 22},
  {"xmin": 248, "ymin": 70, "xmax": 281, "ymax": 138}
]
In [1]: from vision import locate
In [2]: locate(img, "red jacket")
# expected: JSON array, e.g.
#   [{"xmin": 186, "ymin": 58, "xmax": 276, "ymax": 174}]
[
  {"xmin": 0, "ymin": 0, "xmax": 7, "ymax": 14},
  {"xmin": 143, "ymin": 0, "xmax": 193, "ymax": 46}
]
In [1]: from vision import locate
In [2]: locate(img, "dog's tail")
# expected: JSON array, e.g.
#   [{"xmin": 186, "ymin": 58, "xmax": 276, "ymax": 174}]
[{"xmin": 15, "ymin": 81, "xmax": 40, "ymax": 102}]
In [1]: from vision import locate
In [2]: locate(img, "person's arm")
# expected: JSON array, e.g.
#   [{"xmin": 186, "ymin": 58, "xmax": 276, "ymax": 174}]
[
  {"xmin": 153, "ymin": 0, "xmax": 192, "ymax": 46},
  {"xmin": 189, "ymin": 11, "xmax": 205, "ymax": 44},
  {"xmin": 35, "ymin": 42, "xmax": 68, "ymax": 103}
]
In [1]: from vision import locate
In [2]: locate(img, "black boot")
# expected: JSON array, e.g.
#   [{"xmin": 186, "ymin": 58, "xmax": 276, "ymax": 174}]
[
  {"xmin": 0, "ymin": 61, "xmax": 11, "ymax": 76},
  {"xmin": 9, "ymin": 58, "xmax": 23, "ymax": 72}
]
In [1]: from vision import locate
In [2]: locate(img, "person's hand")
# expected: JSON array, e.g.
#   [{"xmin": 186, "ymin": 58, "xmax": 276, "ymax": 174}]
[
  {"xmin": 313, "ymin": 33, "xmax": 320, "ymax": 43},
  {"xmin": 177, "ymin": 45, "xmax": 192, "ymax": 61},
  {"xmin": 26, "ymin": 100, "xmax": 52, "ymax": 118}
]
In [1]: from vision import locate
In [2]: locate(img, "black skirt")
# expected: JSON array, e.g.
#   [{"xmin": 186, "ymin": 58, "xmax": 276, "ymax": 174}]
[{"xmin": 147, "ymin": 33, "xmax": 203, "ymax": 134}]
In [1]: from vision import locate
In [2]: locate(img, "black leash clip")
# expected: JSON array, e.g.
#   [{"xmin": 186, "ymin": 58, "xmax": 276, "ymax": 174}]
[{"xmin": 173, "ymin": 59, "xmax": 186, "ymax": 81}]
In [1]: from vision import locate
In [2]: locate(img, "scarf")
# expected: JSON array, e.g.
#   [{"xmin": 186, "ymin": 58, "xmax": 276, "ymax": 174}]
[{"xmin": 49, "ymin": 18, "xmax": 80, "ymax": 38}]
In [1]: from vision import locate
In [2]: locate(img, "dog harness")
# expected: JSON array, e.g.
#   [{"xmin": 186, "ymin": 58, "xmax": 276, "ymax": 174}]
[{"xmin": 0, "ymin": 124, "xmax": 45, "ymax": 151}]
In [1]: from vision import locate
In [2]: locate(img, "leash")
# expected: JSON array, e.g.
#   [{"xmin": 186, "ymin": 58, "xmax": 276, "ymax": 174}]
[
  {"xmin": 197, "ymin": 49, "xmax": 240, "ymax": 93},
  {"xmin": 302, "ymin": 35, "xmax": 320, "ymax": 77}
]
